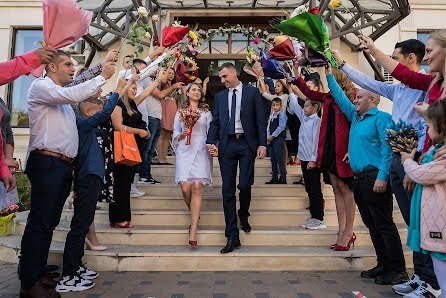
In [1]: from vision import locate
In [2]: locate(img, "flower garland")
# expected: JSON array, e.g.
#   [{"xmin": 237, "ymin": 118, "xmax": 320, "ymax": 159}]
[{"xmin": 196, "ymin": 25, "xmax": 274, "ymax": 44}]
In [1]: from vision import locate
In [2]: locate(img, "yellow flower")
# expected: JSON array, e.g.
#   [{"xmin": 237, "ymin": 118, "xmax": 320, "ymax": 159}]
[
  {"xmin": 145, "ymin": 32, "xmax": 152, "ymax": 40},
  {"xmin": 332, "ymin": 0, "xmax": 342, "ymax": 8},
  {"xmin": 189, "ymin": 31, "xmax": 198, "ymax": 43}
]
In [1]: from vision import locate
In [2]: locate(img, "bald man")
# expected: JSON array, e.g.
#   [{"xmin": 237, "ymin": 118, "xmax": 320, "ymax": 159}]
[{"xmin": 325, "ymin": 67, "xmax": 408, "ymax": 286}]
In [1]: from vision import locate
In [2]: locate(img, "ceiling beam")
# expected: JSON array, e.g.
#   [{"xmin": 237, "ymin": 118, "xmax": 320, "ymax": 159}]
[{"xmin": 251, "ymin": 0, "xmax": 257, "ymax": 9}]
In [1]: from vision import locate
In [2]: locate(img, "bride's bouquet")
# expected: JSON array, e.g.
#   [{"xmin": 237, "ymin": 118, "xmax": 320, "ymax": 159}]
[{"xmin": 179, "ymin": 108, "xmax": 201, "ymax": 145}]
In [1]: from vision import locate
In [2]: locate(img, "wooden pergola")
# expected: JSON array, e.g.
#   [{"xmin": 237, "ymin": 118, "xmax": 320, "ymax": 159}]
[{"xmin": 77, "ymin": 0, "xmax": 411, "ymax": 80}]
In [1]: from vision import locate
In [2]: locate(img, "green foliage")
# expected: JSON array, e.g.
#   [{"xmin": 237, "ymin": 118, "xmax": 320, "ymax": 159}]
[{"xmin": 15, "ymin": 173, "xmax": 31, "ymax": 210}]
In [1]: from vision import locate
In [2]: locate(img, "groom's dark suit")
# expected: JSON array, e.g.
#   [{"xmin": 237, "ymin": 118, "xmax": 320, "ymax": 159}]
[{"xmin": 207, "ymin": 83, "xmax": 267, "ymax": 239}]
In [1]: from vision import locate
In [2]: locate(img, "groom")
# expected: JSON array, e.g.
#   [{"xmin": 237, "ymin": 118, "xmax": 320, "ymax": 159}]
[{"xmin": 206, "ymin": 62, "xmax": 267, "ymax": 253}]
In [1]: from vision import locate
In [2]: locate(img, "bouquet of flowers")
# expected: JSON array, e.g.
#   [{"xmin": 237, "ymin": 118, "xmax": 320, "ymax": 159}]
[
  {"xmin": 260, "ymin": 50, "xmax": 288, "ymax": 79},
  {"xmin": 243, "ymin": 47, "xmax": 264, "ymax": 79},
  {"xmin": 178, "ymin": 108, "xmax": 201, "ymax": 145},
  {"xmin": 385, "ymin": 120, "xmax": 422, "ymax": 154},
  {"xmin": 176, "ymin": 54, "xmax": 199, "ymax": 84},
  {"xmin": 0, "ymin": 204, "xmax": 19, "ymax": 236},
  {"xmin": 273, "ymin": 5, "xmax": 338, "ymax": 67}
]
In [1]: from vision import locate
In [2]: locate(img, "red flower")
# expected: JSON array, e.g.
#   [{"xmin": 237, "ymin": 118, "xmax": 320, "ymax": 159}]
[
  {"xmin": 155, "ymin": 41, "xmax": 160, "ymax": 46},
  {"xmin": 253, "ymin": 38, "xmax": 260, "ymax": 45},
  {"xmin": 188, "ymin": 62, "xmax": 193, "ymax": 68},
  {"xmin": 309, "ymin": 7, "xmax": 319, "ymax": 15},
  {"xmin": 154, "ymin": 36, "xmax": 159, "ymax": 41},
  {"xmin": 194, "ymin": 69, "xmax": 198, "ymax": 75},
  {"xmin": 175, "ymin": 51, "xmax": 182, "ymax": 58}
]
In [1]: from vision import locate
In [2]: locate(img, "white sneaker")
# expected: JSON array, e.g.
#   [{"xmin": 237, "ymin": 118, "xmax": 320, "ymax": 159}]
[
  {"xmin": 56, "ymin": 275, "xmax": 95, "ymax": 293},
  {"xmin": 393, "ymin": 274, "xmax": 421, "ymax": 295},
  {"xmin": 305, "ymin": 219, "xmax": 326, "ymax": 230},
  {"xmin": 403, "ymin": 282, "xmax": 441, "ymax": 298},
  {"xmin": 300, "ymin": 217, "xmax": 312, "ymax": 228},
  {"xmin": 130, "ymin": 184, "xmax": 144, "ymax": 197},
  {"xmin": 137, "ymin": 178, "xmax": 151, "ymax": 185},
  {"xmin": 76, "ymin": 265, "xmax": 99, "ymax": 280}
]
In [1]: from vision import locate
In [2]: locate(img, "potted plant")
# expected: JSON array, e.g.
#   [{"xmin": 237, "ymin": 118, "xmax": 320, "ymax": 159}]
[{"xmin": 0, "ymin": 204, "xmax": 19, "ymax": 236}]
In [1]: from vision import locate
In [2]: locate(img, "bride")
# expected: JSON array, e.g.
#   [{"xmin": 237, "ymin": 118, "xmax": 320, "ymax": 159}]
[{"xmin": 172, "ymin": 82, "xmax": 213, "ymax": 246}]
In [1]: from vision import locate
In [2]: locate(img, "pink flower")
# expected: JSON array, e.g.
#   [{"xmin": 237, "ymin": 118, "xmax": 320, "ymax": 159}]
[
  {"xmin": 253, "ymin": 38, "xmax": 260, "ymax": 45},
  {"xmin": 152, "ymin": 15, "xmax": 159, "ymax": 23}
]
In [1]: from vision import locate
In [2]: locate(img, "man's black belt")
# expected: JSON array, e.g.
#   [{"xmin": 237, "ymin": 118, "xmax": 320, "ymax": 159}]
[
  {"xmin": 353, "ymin": 169, "xmax": 379, "ymax": 180},
  {"xmin": 228, "ymin": 133, "xmax": 245, "ymax": 139}
]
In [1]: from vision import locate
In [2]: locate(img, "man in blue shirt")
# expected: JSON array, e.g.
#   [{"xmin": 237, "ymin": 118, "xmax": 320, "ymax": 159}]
[
  {"xmin": 326, "ymin": 66, "xmax": 408, "ymax": 286},
  {"xmin": 338, "ymin": 40, "xmax": 439, "ymax": 296}
]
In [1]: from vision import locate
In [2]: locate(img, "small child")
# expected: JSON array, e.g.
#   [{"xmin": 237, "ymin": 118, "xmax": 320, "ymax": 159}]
[
  {"xmin": 288, "ymin": 92, "xmax": 325, "ymax": 230},
  {"xmin": 401, "ymin": 100, "xmax": 446, "ymax": 297},
  {"xmin": 266, "ymin": 98, "xmax": 288, "ymax": 184},
  {"xmin": 56, "ymin": 80, "xmax": 126, "ymax": 293}
]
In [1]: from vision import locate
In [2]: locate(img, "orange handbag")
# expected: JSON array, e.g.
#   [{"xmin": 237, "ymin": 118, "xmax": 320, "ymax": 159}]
[{"xmin": 114, "ymin": 130, "xmax": 142, "ymax": 166}]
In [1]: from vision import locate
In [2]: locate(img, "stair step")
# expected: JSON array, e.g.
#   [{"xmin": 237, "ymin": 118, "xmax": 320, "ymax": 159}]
[
  {"xmin": 0, "ymin": 235, "xmax": 413, "ymax": 271},
  {"xmin": 14, "ymin": 213, "xmax": 407, "ymax": 247},
  {"xmin": 144, "ymin": 174, "xmax": 303, "ymax": 185},
  {"xmin": 133, "ymin": 184, "xmax": 335, "ymax": 197},
  {"xmin": 59, "ymin": 207, "xmax": 404, "ymax": 227},
  {"xmin": 150, "ymin": 165, "xmax": 302, "ymax": 176},
  {"xmin": 119, "ymin": 196, "xmax": 333, "ymax": 210}
]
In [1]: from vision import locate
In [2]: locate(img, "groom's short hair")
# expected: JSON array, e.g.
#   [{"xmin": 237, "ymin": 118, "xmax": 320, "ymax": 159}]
[{"xmin": 219, "ymin": 62, "xmax": 236, "ymax": 72}]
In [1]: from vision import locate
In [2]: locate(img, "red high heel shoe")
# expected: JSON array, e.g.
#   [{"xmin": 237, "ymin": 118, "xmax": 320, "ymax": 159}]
[
  {"xmin": 109, "ymin": 222, "xmax": 132, "ymax": 228},
  {"xmin": 188, "ymin": 225, "xmax": 197, "ymax": 246},
  {"xmin": 334, "ymin": 232, "xmax": 356, "ymax": 251}
]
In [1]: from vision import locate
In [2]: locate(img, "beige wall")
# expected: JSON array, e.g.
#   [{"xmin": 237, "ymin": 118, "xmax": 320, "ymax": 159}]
[{"xmin": 1, "ymin": 0, "xmax": 446, "ymax": 162}]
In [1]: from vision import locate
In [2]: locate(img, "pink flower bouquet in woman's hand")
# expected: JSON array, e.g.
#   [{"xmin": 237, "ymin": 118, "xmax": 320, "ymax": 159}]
[
  {"xmin": 178, "ymin": 108, "xmax": 201, "ymax": 145},
  {"xmin": 31, "ymin": 0, "xmax": 93, "ymax": 77}
]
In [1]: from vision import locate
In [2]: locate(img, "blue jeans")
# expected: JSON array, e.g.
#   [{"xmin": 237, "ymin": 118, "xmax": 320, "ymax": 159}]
[
  {"xmin": 140, "ymin": 116, "xmax": 161, "ymax": 180},
  {"xmin": 19, "ymin": 154, "xmax": 72, "ymax": 288},
  {"xmin": 268, "ymin": 136, "xmax": 286, "ymax": 180}
]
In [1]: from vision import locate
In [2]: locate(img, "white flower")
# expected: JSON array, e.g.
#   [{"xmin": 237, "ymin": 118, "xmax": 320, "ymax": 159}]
[
  {"xmin": 290, "ymin": 5, "xmax": 308, "ymax": 18},
  {"xmin": 137, "ymin": 7, "xmax": 148, "ymax": 17}
]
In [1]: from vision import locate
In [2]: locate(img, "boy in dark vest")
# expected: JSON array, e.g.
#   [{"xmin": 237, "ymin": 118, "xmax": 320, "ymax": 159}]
[{"xmin": 266, "ymin": 97, "xmax": 288, "ymax": 184}]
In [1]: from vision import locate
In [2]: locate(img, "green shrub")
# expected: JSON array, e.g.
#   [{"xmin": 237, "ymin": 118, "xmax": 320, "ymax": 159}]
[{"xmin": 15, "ymin": 173, "xmax": 31, "ymax": 210}]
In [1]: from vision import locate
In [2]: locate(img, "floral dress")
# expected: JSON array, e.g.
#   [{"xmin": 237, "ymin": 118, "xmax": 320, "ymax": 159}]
[{"xmin": 96, "ymin": 118, "xmax": 114, "ymax": 203}]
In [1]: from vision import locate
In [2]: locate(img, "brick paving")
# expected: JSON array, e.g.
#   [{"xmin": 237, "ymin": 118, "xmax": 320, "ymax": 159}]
[{"xmin": 0, "ymin": 262, "xmax": 408, "ymax": 298}]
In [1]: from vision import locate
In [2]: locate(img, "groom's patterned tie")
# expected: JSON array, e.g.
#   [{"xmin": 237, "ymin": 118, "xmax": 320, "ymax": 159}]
[{"xmin": 228, "ymin": 89, "xmax": 237, "ymax": 135}]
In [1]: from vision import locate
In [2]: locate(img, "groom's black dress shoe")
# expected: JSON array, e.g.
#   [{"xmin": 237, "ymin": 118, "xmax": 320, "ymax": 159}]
[
  {"xmin": 240, "ymin": 218, "xmax": 251, "ymax": 233},
  {"xmin": 220, "ymin": 237, "xmax": 241, "ymax": 254}
]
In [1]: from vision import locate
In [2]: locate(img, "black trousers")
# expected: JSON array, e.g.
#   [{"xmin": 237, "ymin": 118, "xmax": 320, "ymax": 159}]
[
  {"xmin": 352, "ymin": 169, "xmax": 406, "ymax": 273},
  {"xmin": 301, "ymin": 161, "xmax": 324, "ymax": 220},
  {"xmin": 62, "ymin": 175, "xmax": 102, "ymax": 276},
  {"xmin": 219, "ymin": 137, "xmax": 255, "ymax": 239},
  {"xmin": 19, "ymin": 154, "xmax": 72, "ymax": 289},
  {"xmin": 109, "ymin": 163, "xmax": 135, "ymax": 223}
]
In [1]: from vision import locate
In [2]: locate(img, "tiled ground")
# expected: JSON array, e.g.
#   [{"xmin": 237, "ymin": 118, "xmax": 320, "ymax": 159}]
[{"xmin": 0, "ymin": 262, "xmax": 407, "ymax": 298}]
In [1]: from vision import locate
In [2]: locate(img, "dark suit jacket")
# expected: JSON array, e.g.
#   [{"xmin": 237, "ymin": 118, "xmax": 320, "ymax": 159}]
[{"xmin": 206, "ymin": 84, "xmax": 267, "ymax": 156}]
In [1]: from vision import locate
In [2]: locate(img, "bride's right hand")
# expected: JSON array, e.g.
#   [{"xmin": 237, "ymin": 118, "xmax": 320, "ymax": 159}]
[{"xmin": 179, "ymin": 128, "xmax": 190, "ymax": 139}]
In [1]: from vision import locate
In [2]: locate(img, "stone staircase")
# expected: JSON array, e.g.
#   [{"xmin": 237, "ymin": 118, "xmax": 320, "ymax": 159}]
[{"xmin": 0, "ymin": 157, "xmax": 412, "ymax": 271}]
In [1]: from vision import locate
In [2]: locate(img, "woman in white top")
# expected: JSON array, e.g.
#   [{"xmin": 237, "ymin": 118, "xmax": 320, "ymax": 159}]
[{"xmin": 172, "ymin": 82, "xmax": 213, "ymax": 246}]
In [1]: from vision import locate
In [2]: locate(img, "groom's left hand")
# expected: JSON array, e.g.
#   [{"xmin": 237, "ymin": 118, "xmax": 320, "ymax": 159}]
[{"xmin": 257, "ymin": 146, "xmax": 267, "ymax": 159}]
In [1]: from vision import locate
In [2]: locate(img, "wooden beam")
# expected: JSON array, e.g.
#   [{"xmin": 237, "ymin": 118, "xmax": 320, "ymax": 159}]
[
  {"xmin": 363, "ymin": 51, "xmax": 386, "ymax": 82},
  {"xmin": 83, "ymin": 33, "xmax": 106, "ymax": 51},
  {"xmin": 251, "ymin": 0, "xmax": 257, "ymax": 9},
  {"xmin": 203, "ymin": 0, "xmax": 208, "ymax": 8},
  {"xmin": 90, "ymin": 23, "xmax": 152, "ymax": 47}
]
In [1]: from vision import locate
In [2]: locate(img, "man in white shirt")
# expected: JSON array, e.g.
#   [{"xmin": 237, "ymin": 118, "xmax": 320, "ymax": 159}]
[
  {"xmin": 116, "ymin": 55, "xmax": 132, "ymax": 84},
  {"xmin": 206, "ymin": 62, "xmax": 267, "ymax": 253},
  {"xmin": 18, "ymin": 50, "xmax": 115, "ymax": 298},
  {"xmin": 133, "ymin": 57, "xmax": 183, "ymax": 185}
]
